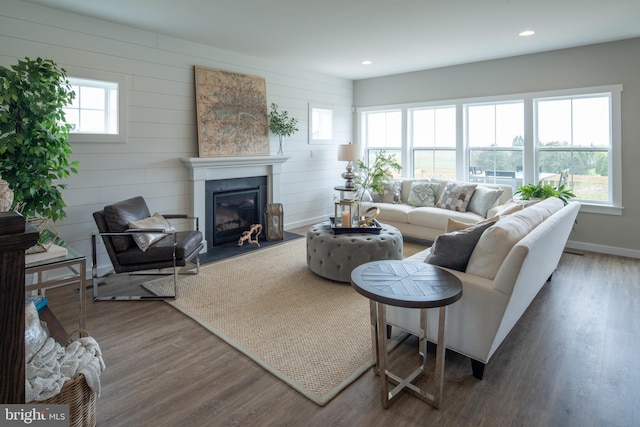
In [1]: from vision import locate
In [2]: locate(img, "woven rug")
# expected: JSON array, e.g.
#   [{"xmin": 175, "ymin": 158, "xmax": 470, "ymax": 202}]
[{"xmin": 144, "ymin": 237, "xmax": 428, "ymax": 406}]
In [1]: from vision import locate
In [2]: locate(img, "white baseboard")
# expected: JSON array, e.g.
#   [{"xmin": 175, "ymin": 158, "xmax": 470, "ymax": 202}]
[{"xmin": 566, "ymin": 239, "xmax": 640, "ymax": 259}]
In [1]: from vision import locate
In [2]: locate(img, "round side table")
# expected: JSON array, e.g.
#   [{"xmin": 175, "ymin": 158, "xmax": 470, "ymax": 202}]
[{"xmin": 351, "ymin": 260, "xmax": 463, "ymax": 409}]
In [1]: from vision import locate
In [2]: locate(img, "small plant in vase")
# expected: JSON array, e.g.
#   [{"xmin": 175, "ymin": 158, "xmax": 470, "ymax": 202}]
[
  {"xmin": 268, "ymin": 103, "xmax": 298, "ymax": 155},
  {"xmin": 355, "ymin": 151, "xmax": 402, "ymax": 198}
]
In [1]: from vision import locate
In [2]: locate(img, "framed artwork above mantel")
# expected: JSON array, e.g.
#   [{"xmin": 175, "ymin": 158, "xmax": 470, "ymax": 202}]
[{"xmin": 194, "ymin": 66, "xmax": 269, "ymax": 157}]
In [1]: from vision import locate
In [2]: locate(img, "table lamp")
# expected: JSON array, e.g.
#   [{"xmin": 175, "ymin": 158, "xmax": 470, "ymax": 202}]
[{"xmin": 337, "ymin": 143, "xmax": 360, "ymax": 189}]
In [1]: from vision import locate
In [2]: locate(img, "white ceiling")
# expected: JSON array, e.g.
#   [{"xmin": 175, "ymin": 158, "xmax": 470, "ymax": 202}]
[{"xmin": 26, "ymin": 0, "xmax": 640, "ymax": 80}]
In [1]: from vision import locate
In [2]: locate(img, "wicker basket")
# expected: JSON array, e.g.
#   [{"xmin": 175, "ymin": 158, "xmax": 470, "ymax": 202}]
[
  {"xmin": 40, "ymin": 373, "xmax": 97, "ymax": 427},
  {"xmin": 32, "ymin": 329, "xmax": 98, "ymax": 427}
]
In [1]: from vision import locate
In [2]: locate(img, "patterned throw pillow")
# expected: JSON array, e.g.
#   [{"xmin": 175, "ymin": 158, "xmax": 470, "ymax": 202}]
[
  {"xmin": 407, "ymin": 181, "xmax": 440, "ymax": 207},
  {"xmin": 128, "ymin": 212, "xmax": 175, "ymax": 252},
  {"xmin": 436, "ymin": 182, "xmax": 477, "ymax": 212},
  {"xmin": 373, "ymin": 180, "xmax": 403, "ymax": 203}
]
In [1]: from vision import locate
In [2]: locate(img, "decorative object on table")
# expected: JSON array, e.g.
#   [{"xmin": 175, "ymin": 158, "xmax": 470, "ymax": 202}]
[
  {"xmin": 355, "ymin": 150, "xmax": 402, "ymax": 197},
  {"xmin": 515, "ymin": 181, "xmax": 576, "ymax": 204},
  {"xmin": 334, "ymin": 199, "xmax": 359, "ymax": 228},
  {"xmin": 237, "ymin": 223, "xmax": 262, "ymax": 247},
  {"xmin": 355, "ymin": 151, "xmax": 401, "ymax": 222},
  {"xmin": 357, "ymin": 206, "xmax": 380, "ymax": 227},
  {"xmin": 0, "ymin": 175, "xmax": 13, "ymax": 212},
  {"xmin": 265, "ymin": 203, "xmax": 284, "ymax": 241},
  {"xmin": 268, "ymin": 103, "xmax": 299, "ymax": 155},
  {"xmin": 329, "ymin": 217, "xmax": 383, "ymax": 235},
  {"xmin": 194, "ymin": 66, "xmax": 269, "ymax": 157},
  {"xmin": 0, "ymin": 57, "xmax": 78, "ymax": 223},
  {"xmin": 337, "ymin": 143, "xmax": 360, "ymax": 189},
  {"xmin": 25, "ymin": 216, "xmax": 60, "ymax": 254}
]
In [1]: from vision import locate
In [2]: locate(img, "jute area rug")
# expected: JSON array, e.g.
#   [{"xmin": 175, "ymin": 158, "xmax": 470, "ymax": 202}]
[{"xmin": 144, "ymin": 238, "xmax": 428, "ymax": 406}]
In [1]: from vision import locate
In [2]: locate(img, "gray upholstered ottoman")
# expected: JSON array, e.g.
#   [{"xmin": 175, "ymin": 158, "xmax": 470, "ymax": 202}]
[{"xmin": 306, "ymin": 221, "xmax": 403, "ymax": 283}]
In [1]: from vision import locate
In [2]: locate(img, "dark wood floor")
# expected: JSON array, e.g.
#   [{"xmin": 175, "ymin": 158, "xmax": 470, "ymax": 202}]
[{"xmin": 44, "ymin": 239, "xmax": 640, "ymax": 427}]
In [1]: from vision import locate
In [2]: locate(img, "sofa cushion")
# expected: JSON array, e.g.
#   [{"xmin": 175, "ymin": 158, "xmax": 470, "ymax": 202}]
[
  {"xmin": 487, "ymin": 198, "xmax": 524, "ymax": 217},
  {"xmin": 468, "ymin": 187, "xmax": 503, "ymax": 217},
  {"xmin": 104, "ymin": 196, "xmax": 151, "ymax": 252},
  {"xmin": 400, "ymin": 179, "xmax": 431, "ymax": 204},
  {"xmin": 466, "ymin": 197, "xmax": 565, "ymax": 279},
  {"xmin": 406, "ymin": 207, "xmax": 485, "ymax": 230},
  {"xmin": 128, "ymin": 213, "xmax": 176, "ymax": 252},
  {"xmin": 375, "ymin": 203, "xmax": 415, "ymax": 223},
  {"xmin": 428, "ymin": 220, "xmax": 496, "ymax": 271},
  {"xmin": 436, "ymin": 182, "xmax": 477, "ymax": 212},
  {"xmin": 406, "ymin": 181, "xmax": 440, "ymax": 207},
  {"xmin": 445, "ymin": 215, "xmax": 500, "ymax": 233}
]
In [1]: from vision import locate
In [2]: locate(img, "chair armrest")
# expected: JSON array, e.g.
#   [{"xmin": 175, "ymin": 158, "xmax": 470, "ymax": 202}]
[{"xmin": 161, "ymin": 214, "xmax": 200, "ymax": 231}]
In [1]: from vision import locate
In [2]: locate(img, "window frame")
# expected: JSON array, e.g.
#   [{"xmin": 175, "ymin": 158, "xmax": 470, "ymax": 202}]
[
  {"xmin": 356, "ymin": 84, "xmax": 623, "ymax": 215},
  {"xmin": 64, "ymin": 67, "xmax": 128, "ymax": 144}
]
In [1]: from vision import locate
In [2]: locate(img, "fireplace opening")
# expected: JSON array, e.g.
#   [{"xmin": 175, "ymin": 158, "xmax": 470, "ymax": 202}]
[{"xmin": 205, "ymin": 176, "xmax": 267, "ymax": 249}]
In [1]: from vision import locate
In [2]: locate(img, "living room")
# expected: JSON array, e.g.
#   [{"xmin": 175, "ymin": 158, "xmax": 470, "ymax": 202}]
[{"xmin": 2, "ymin": 0, "xmax": 639, "ymax": 425}]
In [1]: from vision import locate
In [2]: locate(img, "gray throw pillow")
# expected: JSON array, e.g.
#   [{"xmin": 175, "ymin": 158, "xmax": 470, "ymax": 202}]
[
  {"xmin": 407, "ymin": 181, "xmax": 440, "ymax": 207},
  {"xmin": 468, "ymin": 187, "xmax": 503, "ymax": 217},
  {"xmin": 427, "ymin": 220, "xmax": 496, "ymax": 271}
]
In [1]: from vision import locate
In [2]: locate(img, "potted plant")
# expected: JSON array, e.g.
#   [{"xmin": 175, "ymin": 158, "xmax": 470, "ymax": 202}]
[
  {"xmin": 0, "ymin": 57, "xmax": 78, "ymax": 247},
  {"xmin": 355, "ymin": 151, "xmax": 402, "ymax": 199},
  {"xmin": 268, "ymin": 103, "xmax": 298, "ymax": 155},
  {"xmin": 515, "ymin": 182, "xmax": 576, "ymax": 204}
]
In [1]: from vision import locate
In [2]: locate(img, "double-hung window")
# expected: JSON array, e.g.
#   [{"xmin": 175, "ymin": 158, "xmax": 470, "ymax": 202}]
[
  {"xmin": 535, "ymin": 92, "xmax": 614, "ymax": 205},
  {"xmin": 410, "ymin": 106, "xmax": 456, "ymax": 180},
  {"xmin": 360, "ymin": 109, "xmax": 403, "ymax": 170}
]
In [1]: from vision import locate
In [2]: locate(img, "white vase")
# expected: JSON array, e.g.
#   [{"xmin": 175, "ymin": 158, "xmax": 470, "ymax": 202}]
[{"xmin": 0, "ymin": 175, "xmax": 13, "ymax": 212}]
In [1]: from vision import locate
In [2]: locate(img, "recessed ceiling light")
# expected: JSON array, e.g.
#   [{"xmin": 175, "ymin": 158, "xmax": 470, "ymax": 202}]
[
  {"xmin": 519, "ymin": 30, "xmax": 535, "ymax": 37},
  {"xmin": 361, "ymin": 60, "xmax": 372, "ymax": 65}
]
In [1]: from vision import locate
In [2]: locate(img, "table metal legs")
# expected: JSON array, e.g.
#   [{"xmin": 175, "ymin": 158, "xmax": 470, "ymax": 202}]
[{"xmin": 371, "ymin": 301, "xmax": 448, "ymax": 409}]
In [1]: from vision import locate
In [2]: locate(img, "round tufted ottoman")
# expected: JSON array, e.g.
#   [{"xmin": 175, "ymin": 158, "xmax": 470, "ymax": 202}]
[{"xmin": 306, "ymin": 222, "xmax": 403, "ymax": 283}]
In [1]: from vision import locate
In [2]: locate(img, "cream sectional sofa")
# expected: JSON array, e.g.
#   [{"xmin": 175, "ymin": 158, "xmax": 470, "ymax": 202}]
[
  {"xmin": 373, "ymin": 178, "xmax": 515, "ymax": 241},
  {"xmin": 385, "ymin": 197, "xmax": 581, "ymax": 379}
]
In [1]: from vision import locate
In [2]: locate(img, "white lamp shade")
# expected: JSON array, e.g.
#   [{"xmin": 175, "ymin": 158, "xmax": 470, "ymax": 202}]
[{"xmin": 337, "ymin": 144, "xmax": 360, "ymax": 161}]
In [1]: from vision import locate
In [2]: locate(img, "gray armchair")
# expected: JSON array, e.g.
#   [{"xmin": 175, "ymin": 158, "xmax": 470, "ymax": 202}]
[{"xmin": 92, "ymin": 196, "xmax": 203, "ymax": 300}]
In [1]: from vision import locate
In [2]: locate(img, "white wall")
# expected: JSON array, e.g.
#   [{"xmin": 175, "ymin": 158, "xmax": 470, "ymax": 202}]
[
  {"xmin": 1, "ymin": 0, "xmax": 352, "ymax": 268},
  {"xmin": 354, "ymin": 38, "xmax": 640, "ymax": 258}
]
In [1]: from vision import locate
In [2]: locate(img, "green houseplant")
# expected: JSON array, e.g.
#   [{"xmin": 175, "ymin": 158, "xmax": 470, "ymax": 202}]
[
  {"xmin": 355, "ymin": 151, "xmax": 402, "ymax": 197},
  {"xmin": 0, "ymin": 57, "xmax": 78, "ymax": 222},
  {"xmin": 515, "ymin": 182, "xmax": 576, "ymax": 204},
  {"xmin": 268, "ymin": 103, "xmax": 298, "ymax": 155}
]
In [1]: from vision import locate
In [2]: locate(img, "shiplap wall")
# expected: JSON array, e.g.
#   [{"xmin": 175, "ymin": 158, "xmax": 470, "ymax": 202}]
[{"xmin": 1, "ymin": 0, "xmax": 352, "ymax": 270}]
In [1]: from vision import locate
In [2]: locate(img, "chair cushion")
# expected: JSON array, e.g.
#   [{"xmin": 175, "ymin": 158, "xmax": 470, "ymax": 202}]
[
  {"xmin": 116, "ymin": 230, "xmax": 203, "ymax": 267},
  {"xmin": 103, "ymin": 196, "xmax": 151, "ymax": 252}
]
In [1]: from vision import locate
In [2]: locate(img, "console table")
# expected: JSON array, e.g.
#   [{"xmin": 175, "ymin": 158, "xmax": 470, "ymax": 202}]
[{"xmin": 351, "ymin": 260, "xmax": 462, "ymax": 408}]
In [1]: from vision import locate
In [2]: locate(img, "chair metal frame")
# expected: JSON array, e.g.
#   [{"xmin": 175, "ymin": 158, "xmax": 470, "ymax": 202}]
[{"xmin": 92, "ymin": 214, "xmax": 202, "ymax": 301}]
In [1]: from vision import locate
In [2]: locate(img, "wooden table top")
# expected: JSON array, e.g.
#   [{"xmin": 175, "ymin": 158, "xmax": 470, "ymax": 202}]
[{"xmin": 351, "ymin": 260, "xmax": 463, "ymax": 308}]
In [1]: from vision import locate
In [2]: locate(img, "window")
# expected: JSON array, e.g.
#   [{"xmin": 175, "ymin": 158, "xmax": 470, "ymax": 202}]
[
  {"xmin": 535, "ymin": 93, "xmax": 612, "ymax": 204},
  {"xmin": 410, "ymin": 106, "xmax": 456, "ymax": 179},
  {"xmin": 466, "ymin": 101, "xmax": 524, "ymax": 186},
  {"xmin": 360, "ymin": 109, "xmax": 402, "ymax": 169},
  {"xmin": 65, "ymin": 78, "xmax": 118, "ymax": 134},
  {"xmin": 357, "ymin": 85, "xmax": 622, "ymax": 213},
  {"xmin": 63, "ymin": 68, "xmax": 128, "ymax": 143},
  {"xmin": 309, "ymin": 104, "xmax": 333, "ymax": 143}
]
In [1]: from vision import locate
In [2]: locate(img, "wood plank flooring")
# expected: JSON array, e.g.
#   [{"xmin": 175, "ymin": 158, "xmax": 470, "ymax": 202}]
[{"xmin": 44, "ymin": 237, "xmax": 640, "ymax": 427}]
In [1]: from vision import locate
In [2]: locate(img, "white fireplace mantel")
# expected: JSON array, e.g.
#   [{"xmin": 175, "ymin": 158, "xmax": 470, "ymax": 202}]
[{"xmin": 181, "ymin": 155, "xmax": 290, "ymax": 250}]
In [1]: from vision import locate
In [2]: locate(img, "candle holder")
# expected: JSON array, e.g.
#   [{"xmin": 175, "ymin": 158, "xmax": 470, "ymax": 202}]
[{"xmin": 334, "ymin": 199, "xmax": 359, "ymax": 228}]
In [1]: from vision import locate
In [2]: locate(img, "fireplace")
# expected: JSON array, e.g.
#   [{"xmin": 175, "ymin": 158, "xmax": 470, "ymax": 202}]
[
  {"xmin": 206, "ymin": 176, "xmax": 267, "ymax": 248},
  {"xmin": 182, "ymin": 155, "xmax": 289, "ymax": 252}
]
